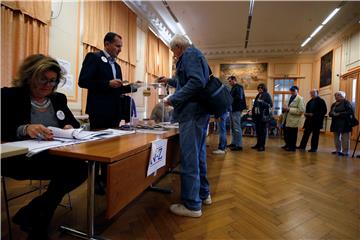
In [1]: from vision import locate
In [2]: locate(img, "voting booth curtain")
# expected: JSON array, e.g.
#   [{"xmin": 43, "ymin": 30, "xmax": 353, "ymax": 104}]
[{"xmin": 1, "ymin": 2, "xmax": 50, "ymax": 87}]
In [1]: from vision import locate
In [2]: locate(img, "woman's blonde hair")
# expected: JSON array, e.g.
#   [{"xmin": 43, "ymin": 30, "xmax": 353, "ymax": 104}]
[{"xmin": 12, "ymin": 54, "xmax": 64, "ymax": 90}]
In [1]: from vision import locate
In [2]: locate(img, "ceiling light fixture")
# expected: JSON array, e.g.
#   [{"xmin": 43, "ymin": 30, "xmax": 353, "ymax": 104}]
[
  {"xmin": 322, "ymin": 8, "xmax": 340, "ymax": 25},
  {"xmin": 244, "ymin": 0, "xmax": 255, "ymax": 48},
  {"xmin": 162, "ymin": 1, "xmax": 192, "ymax": 44},
  {"xmin": 310, "ymin": 25, "xmax": 323, "ymax": 38},
  {"xmin": 300, "ymin": 6, "xmax": 342, "ymax": 48},
  {"xmin": 301, "ymin": 37, "xmax": 311, "ymax": 47},
  {"xmin": 176, "ymin": 22, "xmax": 186, "ymax": 35}
]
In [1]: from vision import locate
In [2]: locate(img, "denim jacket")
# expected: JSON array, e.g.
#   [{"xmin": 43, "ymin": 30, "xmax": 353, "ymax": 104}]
[{"xmin": 168, "ymin": 47, "xmax": 209, "ymax": 122}]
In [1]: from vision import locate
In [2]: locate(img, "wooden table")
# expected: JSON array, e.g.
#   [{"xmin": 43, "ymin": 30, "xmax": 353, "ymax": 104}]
[
  {"xmin": 49, "ymin": 129, "xmax": 179, "ymax": 239},
  {"xmin": 1, "ymin": 145, "xmax": 28, "ymax": 158}
]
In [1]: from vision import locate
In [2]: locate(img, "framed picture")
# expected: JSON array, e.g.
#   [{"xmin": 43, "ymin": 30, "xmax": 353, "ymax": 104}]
[
  {"xmin": 320, "ymin": 50, "xmax": 333, "ymax": 88},
  {"xmin": 220, "ymin": 63, "xmax": 268, "ymax": 90}
]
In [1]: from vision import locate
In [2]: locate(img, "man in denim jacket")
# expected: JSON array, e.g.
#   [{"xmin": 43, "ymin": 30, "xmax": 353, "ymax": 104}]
[{"xmin": 159, "ymin": 34, "xmax": 211, "ymax": 217}]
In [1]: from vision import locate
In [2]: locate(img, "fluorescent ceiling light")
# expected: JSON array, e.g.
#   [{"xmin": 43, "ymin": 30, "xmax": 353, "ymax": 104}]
[
  {"xmin": 185, "ymin": 34, "xmax": 192, "ymax": 45},
  {"xmin": 322, "ymin": 8, "xmax": 340, "ymax": 25},
  {"xmin": 249, "ymin": 0, "xmax": 255, "ymax": 16},
  {"xmin": 176, "ymin": 22, "xmax": 186, "ymax": 35},
  {"xmin": 310, "ymin": 25, "xmax": 323, "ymax": 38},
  {"xmin": 301, "ymin": 37, "xmax": 312, "ymax": 47}
]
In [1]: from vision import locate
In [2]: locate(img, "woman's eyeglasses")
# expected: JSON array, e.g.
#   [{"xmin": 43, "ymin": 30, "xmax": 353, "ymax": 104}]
[{"xmin": 38, "ymin": 77, "xmax": 59, "ymax": 87}]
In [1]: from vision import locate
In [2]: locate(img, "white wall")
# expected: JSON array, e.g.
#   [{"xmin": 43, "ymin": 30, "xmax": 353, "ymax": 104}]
[{"xmin": 49, "ymin": 1, "xmax": 83, "ymax": 114}]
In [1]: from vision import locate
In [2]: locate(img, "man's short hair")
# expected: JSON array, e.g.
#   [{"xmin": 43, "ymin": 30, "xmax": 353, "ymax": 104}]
[
  {"xmin": 228, "ymin": 76, "xmax": 237, "ymax": 81},
  {"xmin": 289, "ymin": 85, "xmax": 299, "ymax": 92},
  {"xmin": 104, "ymin": 32, "xmax": 122, "ymax": 44}
]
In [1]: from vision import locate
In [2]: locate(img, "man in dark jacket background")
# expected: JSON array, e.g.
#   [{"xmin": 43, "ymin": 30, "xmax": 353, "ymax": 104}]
[
  {"xmin": 298, "ymin": 89, "xmax": 327, "ymax": 152},
  {"xmin": 227, "ymin": 76, "xmax": 247, "ymax": 151}
]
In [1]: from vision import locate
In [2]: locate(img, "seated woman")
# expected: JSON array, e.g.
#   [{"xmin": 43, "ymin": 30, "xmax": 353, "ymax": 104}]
[{"xmin": 1, "ymin": 54, "xmax": 88, "ymax": 239}]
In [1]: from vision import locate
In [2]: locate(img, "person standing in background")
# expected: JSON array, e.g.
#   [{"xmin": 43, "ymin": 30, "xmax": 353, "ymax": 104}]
[
  {"xmin": 252, "ymin": 83, "xmax": 273, "ymax": 152},
  {"xmin": 227, "ymin": 76, "xmax": 247, "ymax": 151},
  {"xmin": 298, "ymin": 89, "xmax": 327, "ymax": 152},
  {"xmin": 329, "ymin": 91, "xmax": 354, "ymax": 156},
  {"xmin": 282, "ymin": 86, "xmax": 305, "ymax": 151},
  {"xmin": 212, "ymin": 112, "xmax": 228, "ymax": 154}
]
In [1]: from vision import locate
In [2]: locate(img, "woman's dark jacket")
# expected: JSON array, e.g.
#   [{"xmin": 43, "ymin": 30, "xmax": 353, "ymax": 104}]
[{"xmin": 1, "ymin": 87, "xmax": 79, "ymax": 142}]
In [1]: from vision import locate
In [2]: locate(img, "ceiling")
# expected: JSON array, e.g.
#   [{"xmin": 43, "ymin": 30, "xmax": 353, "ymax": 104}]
[{"xmin": 126, "ymin": 1, "xmax": 360, "ymax": 59}]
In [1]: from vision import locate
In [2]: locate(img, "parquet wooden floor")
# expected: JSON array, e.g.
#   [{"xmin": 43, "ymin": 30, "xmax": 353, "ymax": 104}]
[{"xmin": 2, "ymin": 132, "xmax": 360, "ymax": 239}]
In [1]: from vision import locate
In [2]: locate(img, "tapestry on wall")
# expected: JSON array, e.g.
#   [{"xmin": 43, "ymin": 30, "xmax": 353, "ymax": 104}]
[
  {"xmin": 320, "ymin": 50, "xmax": 333, "ymax": 88},
  {"xmin": 220, "ymin": 63, "xmax": 268, "ymax": 90}
]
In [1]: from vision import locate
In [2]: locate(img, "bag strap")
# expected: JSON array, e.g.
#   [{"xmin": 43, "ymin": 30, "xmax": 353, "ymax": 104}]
[{"xmin": 208, "ymin": 65, "xmax": 213, "ymax": 80}]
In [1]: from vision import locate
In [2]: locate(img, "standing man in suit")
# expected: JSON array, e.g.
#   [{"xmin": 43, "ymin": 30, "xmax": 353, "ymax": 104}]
[
  {"xmin": 79, "ymin": 32, "xmax": 136, "ymax": 193},
  {"xmin": 282, "ymin": 86, "xmax": 305, "ymax": 151},
  {"xmin": 298, "ymin": 89, "xmax": 327, "ymax": 152},
  {"xmin": 79, "ymin": 32, "xmax": 135, "ymax": 129}
]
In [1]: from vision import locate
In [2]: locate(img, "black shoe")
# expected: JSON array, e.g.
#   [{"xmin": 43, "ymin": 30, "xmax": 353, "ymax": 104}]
[
  {"xmin": 308, "ymin": 149, "xmax": 317, "ymax": 152},
  {"xmin": 227, "ymin": 144, "xmax": 235, "ymax": 148},
  {"xmin": 251, "ymin": 145, "xmax": 259, "ymax": 149},
  {"xmin": 27, "ymin": 230, "xmax": 49, "ymax": 240},
  {"xmin": 338, "ymin": 152, "xmax": 349, "ymax": 156},
  {"xmin": 281, "ymin": 145, "xmax": 288, "ymax": 149},
  {"xmin": 331, "ymin": 151, "xmax": 338, "ymax": 154},
  {"xmin": 230, "ymin": 146, "xmax": 243, "ymax": 151},
  {"xmin": 257, "ymin": 147, "xmax": 265, "ymax": 152},
  {"xmin": 285, "ymin": 148, "xmax": 296, "ymax": 152},
  {"xmin": 13, "ymin": 206, "xmax": 49, "ymax": 239},
  {"xmin": 13, "ymin": 206, "xmax": 34, "ymax": 233}
]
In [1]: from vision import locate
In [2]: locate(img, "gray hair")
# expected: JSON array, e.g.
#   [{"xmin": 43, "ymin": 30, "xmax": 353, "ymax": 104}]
[
  {"xmin": 335, "ymin": 91, "xmax": 346, "ymax": 98},
  {"xmin": 170, "ymin": 34, "xmax": 191, "ymax": 50}
]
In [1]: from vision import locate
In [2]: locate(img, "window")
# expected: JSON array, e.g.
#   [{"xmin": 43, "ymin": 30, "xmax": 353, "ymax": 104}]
[{"xmin": 273, "ymin": 78, "xmax": 297, "ymax": 116}]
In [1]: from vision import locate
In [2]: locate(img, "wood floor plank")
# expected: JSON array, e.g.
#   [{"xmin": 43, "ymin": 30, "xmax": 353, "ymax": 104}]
[{"xmin": 2, "ymin": 133, "xmax": 359, "ymax": 240}]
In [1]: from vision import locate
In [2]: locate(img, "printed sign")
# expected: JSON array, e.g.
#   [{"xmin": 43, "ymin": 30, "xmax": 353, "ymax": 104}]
[{"xmin": 147, "ymin": 139, "xmax": 168, "ymax": 176}]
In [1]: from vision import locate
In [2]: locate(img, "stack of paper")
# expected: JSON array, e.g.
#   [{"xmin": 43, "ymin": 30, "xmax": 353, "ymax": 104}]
[{"xmin": 3, "ymin": 128, "xmax": 136, "ymax": 157}]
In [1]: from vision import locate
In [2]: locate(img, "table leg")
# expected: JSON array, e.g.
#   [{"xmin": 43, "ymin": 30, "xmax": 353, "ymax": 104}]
[{"xmin": 60, "ymin": 161, "xmax": 107, "ymax": 240}]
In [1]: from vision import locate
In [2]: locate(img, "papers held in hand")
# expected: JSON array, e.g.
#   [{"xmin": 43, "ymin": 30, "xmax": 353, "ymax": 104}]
[{"xmin": 48, "ymin": 127, "xmax": 112, "ymax": 140}]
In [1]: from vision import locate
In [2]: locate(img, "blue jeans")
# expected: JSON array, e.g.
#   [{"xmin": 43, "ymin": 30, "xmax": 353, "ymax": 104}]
[
  {"xmin": 218, "ymin": 112, "xmax": 228, "ymax": 150},
  {"xmin": 230, "ymin": 111, "xmax": 242, "ymax": 147},
  {"xmin": 179, "ymin": 115, "xmax": 210, "ymax": 211}
]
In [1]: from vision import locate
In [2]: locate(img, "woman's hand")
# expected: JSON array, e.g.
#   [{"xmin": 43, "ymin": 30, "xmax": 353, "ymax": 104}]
[
  {"xmin": 26, "ymin": 124, "xmax": 53, "ymax": 140},
  {"xmin": 63, "ymin": 125, "xmax": 74, "ymax": 129}
]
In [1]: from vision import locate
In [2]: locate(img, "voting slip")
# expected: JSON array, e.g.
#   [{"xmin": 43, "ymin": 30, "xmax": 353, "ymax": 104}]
[{"xmin": 147, "ymin": 139, "xmax": 168, "ymax": 176}]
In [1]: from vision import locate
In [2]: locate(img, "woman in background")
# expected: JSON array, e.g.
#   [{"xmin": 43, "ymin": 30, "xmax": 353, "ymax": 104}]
[
  {"xmin": 252, "ymin": 83, "xmax": 273, "ymax": 151},
  {"xmin": 329, "ymin": 91, "xmax": 354, "ymax": 156},
  {"xmin": 1, "ymin": 54, "xmax": 87, "ymax": 239}
]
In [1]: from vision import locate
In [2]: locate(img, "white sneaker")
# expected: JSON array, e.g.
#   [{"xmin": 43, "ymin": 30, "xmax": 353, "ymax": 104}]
[
  {"xmin": 212, "ymin": 149, "xmax": 225, "ymax": 154},
  {"xmin": 169, "ymin": 204, "xmax": 202, "ymax": 218},
  {"xmin": 203, "ymin": 195, "xmax": 212, "ymax": 205}
]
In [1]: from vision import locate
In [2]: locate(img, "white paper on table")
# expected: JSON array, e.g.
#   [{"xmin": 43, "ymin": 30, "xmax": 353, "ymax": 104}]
[
  {"xmin": 99, "ymin": 129, "xmax": 135, "ymax": 139},
  {"xmin": 136, "ymin": 129, "xmax": 168, "ymax": 134},
  {"xmin": 147, "ymin": 139, "xmax": 168, "ymax": 176}
]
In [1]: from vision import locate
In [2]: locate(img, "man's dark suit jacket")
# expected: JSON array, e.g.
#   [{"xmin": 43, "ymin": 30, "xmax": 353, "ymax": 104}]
[
  {"xmin": 303, "ymin": 96, "xmax": 327, "ymax": 129},
  {"xmin": 78, "ymin": 51, "xmax": 132, "ymax": 120},
  {"xmin": 1, "ymin": 87, "xmax": 79, "ymax": 142}
]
